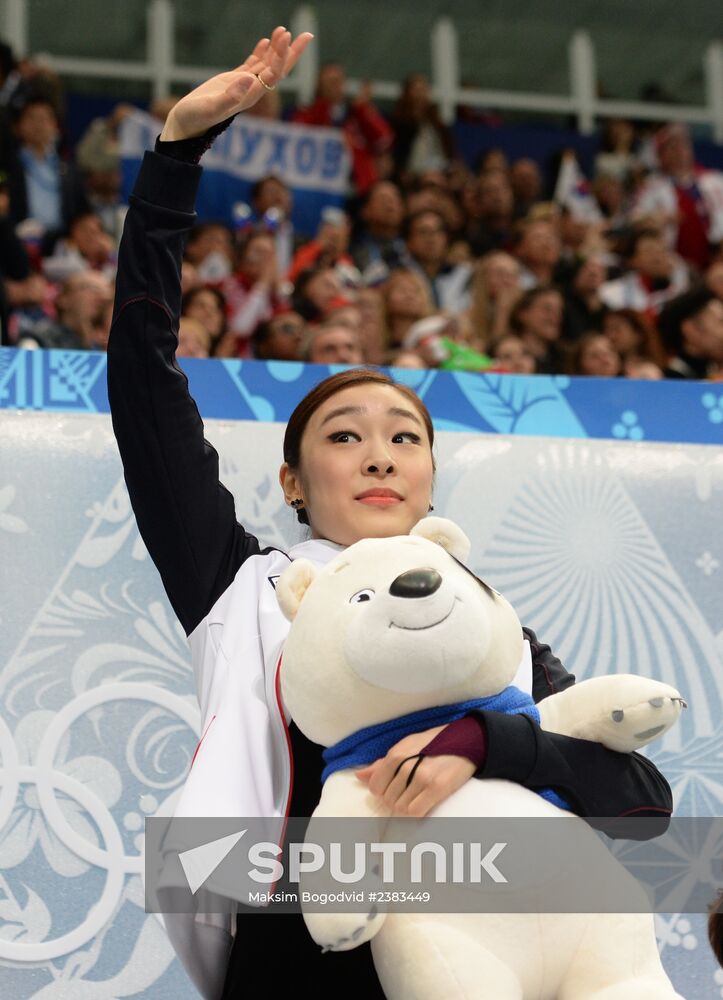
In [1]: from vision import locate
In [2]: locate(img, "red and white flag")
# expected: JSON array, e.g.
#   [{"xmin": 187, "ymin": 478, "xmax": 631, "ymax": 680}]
[{"xmin": 554, "ymin": 151, "xmax": 603, "ymax": 222}]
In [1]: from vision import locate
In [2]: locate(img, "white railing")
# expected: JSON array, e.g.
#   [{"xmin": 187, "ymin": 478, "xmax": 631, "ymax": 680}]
[{"xmin": 3, "ymin": 0, "xmax": 723, "ymax": 142}]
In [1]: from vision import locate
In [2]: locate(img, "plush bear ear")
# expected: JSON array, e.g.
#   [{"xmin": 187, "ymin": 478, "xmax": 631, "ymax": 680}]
[
  {"xmin": 276, "ymin": 559, "xmax": 317, "ymax": 621},
  {"xmin": 410, "ymin": 516, "xmax": 471, "ymax": 564}
]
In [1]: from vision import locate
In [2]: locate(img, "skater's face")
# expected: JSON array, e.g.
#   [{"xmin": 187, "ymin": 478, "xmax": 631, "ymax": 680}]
[{"xmin": 280, "ymin": 383, "xmax": 435, "ymax": 547}]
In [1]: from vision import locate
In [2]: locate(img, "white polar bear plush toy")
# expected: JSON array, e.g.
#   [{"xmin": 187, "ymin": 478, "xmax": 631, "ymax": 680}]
[{"xmin": 276, "ymin": 517, "xmax": 687, "ymax": 1000}]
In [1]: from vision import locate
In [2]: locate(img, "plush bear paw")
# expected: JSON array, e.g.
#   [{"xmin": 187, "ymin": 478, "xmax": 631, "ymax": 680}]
[
  {"xmin": 574, "ymin": 678, "xmax": 686, "ymax": 752},
  {"xmin": 304, "ymin": 907, "xmax": 387, "ymax": 953}
]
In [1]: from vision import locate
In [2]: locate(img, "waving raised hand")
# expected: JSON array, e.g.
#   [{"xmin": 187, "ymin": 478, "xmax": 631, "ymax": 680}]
[{"xmin": 160, "ymin": 27, "xmax": 314, "ymax": 141}]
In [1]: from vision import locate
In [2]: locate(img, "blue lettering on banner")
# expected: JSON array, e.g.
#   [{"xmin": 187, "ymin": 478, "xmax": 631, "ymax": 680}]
[
  {"xmin": 237, "ymin": 126, "xmax": 264, "ymax": 165},
  {"xmin": 321, "ymin": 139, "xmax": 344, "ymax": 180},
  {"xmin": 295, "ymin": 137, "xmax": 316, "ymax": 175},
  {"xmin": 266, "ymin": 133, "xmax": 290, "ymax": 172}
]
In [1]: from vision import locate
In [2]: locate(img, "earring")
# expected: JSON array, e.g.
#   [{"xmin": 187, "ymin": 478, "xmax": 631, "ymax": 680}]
[
  {"xmin": 290, "ymin": 498, "xmax": 304, "ymax": 508},
  {"xmin": 428, "ymin": 504, "xmax": 434, "ymax": 512}
]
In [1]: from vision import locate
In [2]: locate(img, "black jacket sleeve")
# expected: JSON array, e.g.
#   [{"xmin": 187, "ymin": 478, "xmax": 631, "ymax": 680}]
[
  {"xmin": 106, "ymin": 150, "xmax": 263, "ymax": 637},
  {"xmin": 469, "ymin": 626, "xmax": 673, "ymax": 835},
  {"xmin": 0, "ymin": 215, "xmax": 30, "ymax": 281},
  {"xmin": 0, "ymin": 214, "xmax": 30, "ymax": 344}
]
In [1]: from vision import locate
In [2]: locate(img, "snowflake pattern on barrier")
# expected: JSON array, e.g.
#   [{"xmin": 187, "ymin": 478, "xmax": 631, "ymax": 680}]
[
  {"xmin": 702, "ymin": 392, "xmax": 723, "ymax": 425},
  {"xmin": 611, "ymin": 409, "xmax": 644, "ymax": 440},
  {"xmin": 696, "ymin": 551, "xmax": 720, "ymax": 576}
]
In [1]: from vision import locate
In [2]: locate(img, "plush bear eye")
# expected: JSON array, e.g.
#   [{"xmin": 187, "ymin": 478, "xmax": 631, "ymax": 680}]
[{"xmin": 350, "ymin": 589, "xmax": 375, "ymax": 604}]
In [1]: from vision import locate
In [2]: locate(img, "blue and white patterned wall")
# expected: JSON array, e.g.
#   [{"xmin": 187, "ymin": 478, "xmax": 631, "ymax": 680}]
[
  {"xmin": 1, "ymin": 353, "xmax": 722, "ymax": 998},
  {"xmin": 2, "ymin": 348, "xmax": 723, "ymax": 445}
]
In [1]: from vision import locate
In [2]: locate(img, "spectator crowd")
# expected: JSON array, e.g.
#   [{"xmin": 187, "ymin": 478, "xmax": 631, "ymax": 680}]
[{"xmin": 1, "ymin": 39, "xmax": 723, "ymax": 381}]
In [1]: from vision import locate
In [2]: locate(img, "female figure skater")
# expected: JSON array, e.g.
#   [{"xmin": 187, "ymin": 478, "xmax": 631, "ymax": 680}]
[{"xmin": 107, "ymin": 28, "xmax": 672, "ymax": 999}]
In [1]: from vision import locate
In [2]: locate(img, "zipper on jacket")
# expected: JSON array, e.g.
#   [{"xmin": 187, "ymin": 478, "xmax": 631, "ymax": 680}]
[{"xmin": 271, "ymin": 652, "xmax": 294, "ymax": 896}]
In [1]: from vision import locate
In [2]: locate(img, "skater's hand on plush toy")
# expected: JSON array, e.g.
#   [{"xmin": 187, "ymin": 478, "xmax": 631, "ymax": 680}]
[{"xmin": 356, "ymin": 726, "xmax": 476, "ymax": 817}]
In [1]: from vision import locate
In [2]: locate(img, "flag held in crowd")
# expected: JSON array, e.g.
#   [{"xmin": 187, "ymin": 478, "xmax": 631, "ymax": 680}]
[{"xmin": 553, "ymin": 150, "xmax": 603, "ymax": 223}]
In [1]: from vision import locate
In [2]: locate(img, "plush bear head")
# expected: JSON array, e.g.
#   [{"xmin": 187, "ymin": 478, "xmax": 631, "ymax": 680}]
[{"xmin": 276, "ymin": 517, "xmax": 523, "ymax": 748}]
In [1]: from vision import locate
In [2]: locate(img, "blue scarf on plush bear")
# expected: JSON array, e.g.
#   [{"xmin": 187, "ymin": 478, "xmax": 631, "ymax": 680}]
[{"xmin": 322, "ymin": 686, "xmax": 570, "ymax": 811}]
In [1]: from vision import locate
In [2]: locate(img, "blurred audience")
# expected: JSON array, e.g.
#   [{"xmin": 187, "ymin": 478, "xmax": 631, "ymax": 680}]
[
  {"xmin": 42, "ymin": 209, "xmax": 115, "ymax": 281},
  {"xmin": 514, "ymin": 218, "xmax": 562, "ymax": 290},
  {"xmin": 402, "ymin": 209, "xmax": 472, "ymax": 311},
  {"xmin": 599, "ymin": 229, "xmax": 689, "ymax": 318},
  {"xmin": 250, "ymin": 308, "xmax": 305, "ymax": 362},
  {"xmin": 595, "ymin": 118, "xmax": 639, "ymax": 184},
  {"xmin": 75, "ymin": 102, "xmax": 132, "ymax": 238},
  {"xmin": 16, "ymin": 270, "xmax": 112, "ymax": 349},
  {"xmin": 351, "ymin": 180, "xmax": 406, "ymax": 278},
  {"xmin": 288, "ymin": 206, "xmax": 354, "ymax": 282},
  {"xmin": 633, "ymin": 124, "xmax": 723, "ymax": 271},
  {"xmin": 293, "ymin": 65, "xmax": 392, "ymax": 193},
  {"xmin": 356, "ymin": 286, "xmax": 386, "ymax": 365},
  {"xmin": 403, "ymin": 314, "xmax": 492, "ymax": 371},
  {"xmin": 182, "ymin": 285, "xmax": 227, "ymax": 354},
  {"xmin": 389, "ymin": 349, "xmax": 426, "ymax": 369},
  {"xmin": 1, "ymin": 39, "xmax": 721, "ymax": 385},
  {"xmin": 304, "ymin": 318, "xmax": 364, "ymax": 365},
  {"xmin": 562, "ymin": 254, "xmax": 607, "ymax": 340},
  {"xmin": 468, "ymin": 250, "xmax": 522, "ymax": 346},
  {"xmin": 566, "ymin": 332, "xmax": 622, "ymax": 378},
  {"xmin": 600, "ymin": 309, "xmax": 667, "ymax": 369},
  {"xmin": 658, "ymin": 287, "xmax": 723, "ymax": 379},
  {"xmin": 510, "ymin": 158, "xmax": 543, "ymax": 216},
  {"xmin": 381, "ymin": 268, "xmax": 434, "ymax": 350},
  {"xmin": 184, "ymin": 221, "xmax": 234, "ymax": 281},
  {"xmin": 222, "ymin": 229, "xmax": 284, "ymax": 354},
  {"xmin": 249, "ymin": 175, "xmax": 297, "ymax": 275},
  {"xmin": 468, "ymin": 169, "xmax": 516, "ymax": 256},
  {"xmin": 391, "ymin": 74, "xmax": 454, "ymax": 182},
  {"xmin": 704, "ymin": 258, "xmax": 723, "ymax": 300},
  {"xmin": 489, "ymin": 333, "xmax": 536, "ymax": 374},
  {"xmin": 510, "ymin": 286, "xmax": 565, "ymax": 373},
  {"xmin": 293, "ymin": 265, "xmax": 345, "ymax": 323},
  {"xmin": 7, "ymin": 96, "xmax": 88, "ymax": 244},
  {"xmin": 177, "ymin": 316, "xmax": 211, "ymax": 358},
  {"xmin": 622, "ymin": 356, "xmax": 664, "ymax": 379}
]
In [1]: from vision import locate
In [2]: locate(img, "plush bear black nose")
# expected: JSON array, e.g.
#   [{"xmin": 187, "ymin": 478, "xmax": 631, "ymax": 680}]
[{"xmin": 389, "ymin": 568, "xmax": 442, "ymax": 598}]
